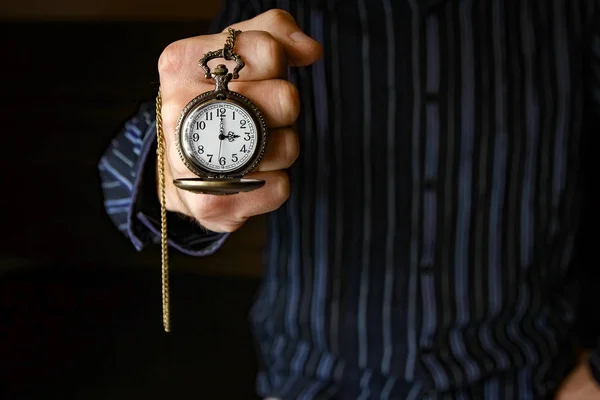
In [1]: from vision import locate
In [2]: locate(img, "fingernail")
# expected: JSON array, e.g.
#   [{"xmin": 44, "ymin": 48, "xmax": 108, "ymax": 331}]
[{"xmin": 289, "ymin": 31, "xmax": 311, "ymax": 42}]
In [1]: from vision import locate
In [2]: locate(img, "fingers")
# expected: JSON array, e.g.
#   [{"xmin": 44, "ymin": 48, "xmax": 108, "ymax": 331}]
[
  {"xmin": 163, "ymin": 127, "xmax": 297, "ymax": 229},
  {"xmin": 256, "ymin": 127, "xmax": 299, "ymax": 172},
  {"xmin": 227, "ymin": 9, "xmax": 323, "ymax": 67},
  {"xmin": 158, "ymin": 30, "xmax": 287, "ymax": 84},
  {"xmin": 163, "ymin": 78, "xmax": 300, "ymax": 178},
  {"xmin": 158, "ymin": 9, "xmax": 323, "ymax": 86},
  {"xmin": 229, "ymin": 79, "xmax": 300, "ymax": 127},
  {"xmin": 163, "ymin": 124, "xmax": 298, "ymax": 226},
  {"xmin": 182, "ymin": 170, "xmax": 290, "ymax": 232},
  {"xmin": 157, "ymin": 9, "xmax": 317, "ymax": 232}
]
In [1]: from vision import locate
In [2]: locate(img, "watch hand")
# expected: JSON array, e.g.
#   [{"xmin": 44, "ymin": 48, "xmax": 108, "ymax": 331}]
[
  {"xmin": 218, "ymin": 136, "xmax": 223, "ymax": 162},
  {"xmin": 218, "ymin": 116, "xmax": 225, "ymax": 140},
  {"xmin": 227, "ymin": 131, "xmax": 240, "ymax": 142}
]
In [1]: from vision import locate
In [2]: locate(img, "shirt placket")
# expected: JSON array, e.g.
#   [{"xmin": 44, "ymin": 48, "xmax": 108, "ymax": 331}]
[{"xmin": 413, "ymin": 1, "xmax": 449, "ymax": 399}]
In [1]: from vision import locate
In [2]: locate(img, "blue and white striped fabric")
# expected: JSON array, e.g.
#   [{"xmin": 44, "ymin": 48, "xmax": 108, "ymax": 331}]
[{"xmin": 99, "ymin": 0, "xmax": 600, "ymax": 398}]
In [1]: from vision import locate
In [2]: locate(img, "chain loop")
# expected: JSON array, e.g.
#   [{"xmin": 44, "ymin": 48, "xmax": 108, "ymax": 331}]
[
  {"xmin": 224, "ymin": 27, "xmax": 241, "ymax": 51},
  {"xmin": 199, "ymin": 28, "xmax": 245, "ymax": 79},
  {"xmin": 155, "ymin": 28, "xmax": 244, "ymax": 333},
  {"xmin": 155, "ymin": 88, "xmax": 171, "ymax": 332}
]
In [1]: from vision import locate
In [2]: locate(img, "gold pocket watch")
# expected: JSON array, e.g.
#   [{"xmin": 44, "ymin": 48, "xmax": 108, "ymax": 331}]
[
  {"xmin": 155, "ymin": 28, "xmax": 267, "ymax": 332},
  {"xmin": 173, "ymin": 28, "xmax": 268, "ymax": 195}
]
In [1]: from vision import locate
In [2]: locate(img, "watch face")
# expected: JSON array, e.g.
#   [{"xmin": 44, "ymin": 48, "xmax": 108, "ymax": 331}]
[{"xmin": 180, "ymin": 100, "xmax": 259, "ymax": 174}]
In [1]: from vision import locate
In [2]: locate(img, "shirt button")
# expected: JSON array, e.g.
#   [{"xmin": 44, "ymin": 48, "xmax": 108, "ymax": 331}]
[
  {"xmin": 425, "ymin": 92, "xmax": 439, "ymax": 102},
  {"xmin": 423, "ymin": 178, "xmax": 436, "ymax": 190},
  {"xmin": 420, "ymin": 261, "xmax": 434, "ymax": 272}
]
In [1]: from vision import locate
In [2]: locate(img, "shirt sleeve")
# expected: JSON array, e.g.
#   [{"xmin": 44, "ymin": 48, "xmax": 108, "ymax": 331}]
[
  {"xmin": 577, "ymin": 4, "xmax": 600, "ymax": 383},
  {"xmin": 98, "ymin": 100, "xmax": 229, "ymax": 256},
  {"xmin": 98, "ymin": 0, "xmax": 269, "ymax": 256}
]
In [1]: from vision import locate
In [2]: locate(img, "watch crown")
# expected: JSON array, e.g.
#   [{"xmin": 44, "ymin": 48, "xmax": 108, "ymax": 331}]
[{"xmin": 213, "ymin": 64, "xmax": 228, "ymax": 76}]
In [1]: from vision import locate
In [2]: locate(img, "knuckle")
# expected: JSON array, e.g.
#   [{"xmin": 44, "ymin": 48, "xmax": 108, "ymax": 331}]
[
  {"xmin": 284, "ymin": 130, "xmax": 300, "ymax": 167},
  {"xmin": 158, "ymin": 40, "xmax": 186, "ymax": 75},
  {"xmin": 254, "ymin": 31, "xmax": 283, "ymax": 66},
  {"xmin": 278, "ymin": 81, "xmax": 300, "ymax": 124},
  {"xmin": 273, "ymin": 171, "xmax": 290, "ymax": 204},
  {"xmin": 265, "ymin": 8, "xmax": 294, "ymax": 24}
]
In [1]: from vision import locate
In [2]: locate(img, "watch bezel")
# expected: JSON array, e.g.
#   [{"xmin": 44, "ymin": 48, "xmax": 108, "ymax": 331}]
[{"xmin": 174, "ymin": 90, "xmax": 267, "ymax": 179}]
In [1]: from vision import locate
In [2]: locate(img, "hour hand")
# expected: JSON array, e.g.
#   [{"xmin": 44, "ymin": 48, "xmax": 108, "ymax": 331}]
[{"xmin": 226, "ymin": 131, "xmax": 240, "ymax": 142}]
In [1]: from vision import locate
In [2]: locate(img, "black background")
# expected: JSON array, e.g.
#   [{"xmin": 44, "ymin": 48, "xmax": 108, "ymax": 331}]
[{"xmin": 0, "ymin": 21, "xmax": 264, "ymax": 399}]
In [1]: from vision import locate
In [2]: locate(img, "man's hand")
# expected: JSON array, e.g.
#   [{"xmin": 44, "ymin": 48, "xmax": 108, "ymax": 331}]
[
  {"xmin": 555, "ymin": 352, "xmax": 600, "ymax": 399},
  {"xmin": 156, "ymin": 9, "xmax": 322, "ymax": 233}
]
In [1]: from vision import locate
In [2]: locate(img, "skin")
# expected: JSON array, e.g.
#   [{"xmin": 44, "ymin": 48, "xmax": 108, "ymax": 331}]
[
  {"xmin": 157, "ymin": 9, "xmax": 323, "ymax": 233},
  {"xmin": 555, "ymin": 351, "xmax": 600, "ymax": 399},
  {"xmin": 157, "ymin": 8, "xmax": 600, "ymax": 398}
]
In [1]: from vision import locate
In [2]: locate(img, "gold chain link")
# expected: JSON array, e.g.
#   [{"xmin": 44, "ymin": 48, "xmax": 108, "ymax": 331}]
[
  {"xmin": 155, "ymin": 88, "xmax": 170, "ymax": 333},
  {"xmin": 155, "ymin": 28, "xmax": 240, "ymax": 333},
  {"xmin": 224, "ymin": 27, "xmax": 241, "ymax": 51}
]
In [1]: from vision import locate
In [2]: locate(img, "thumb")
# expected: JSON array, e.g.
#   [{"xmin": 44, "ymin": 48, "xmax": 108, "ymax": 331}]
[{"xmin": 228, "ymin": 9, "xmax": 323, "ymax": 67}]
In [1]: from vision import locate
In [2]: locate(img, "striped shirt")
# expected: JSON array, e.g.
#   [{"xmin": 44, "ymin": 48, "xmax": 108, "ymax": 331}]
[{"xmin": 99, "ymin": 0, "xmax": 600, "ymax": 398}]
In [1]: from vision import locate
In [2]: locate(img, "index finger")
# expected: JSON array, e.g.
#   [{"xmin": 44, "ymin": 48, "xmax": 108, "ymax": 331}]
[
  {"xmin": 158, "ymin": 30, "xmax": 287, "ymax": 84},
  {"xmin": 227, "ymin": 9, "xmax": 323, "ymax": 67}
]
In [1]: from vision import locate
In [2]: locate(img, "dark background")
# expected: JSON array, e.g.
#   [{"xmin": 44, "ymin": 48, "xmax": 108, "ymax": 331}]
[
  {"xmin": 1, "ymin": 2, "xmax": 266, "ymax": 399},
  {"xmin": 2, "ymin": 2, "xmax": 600, "ymax": 400}
]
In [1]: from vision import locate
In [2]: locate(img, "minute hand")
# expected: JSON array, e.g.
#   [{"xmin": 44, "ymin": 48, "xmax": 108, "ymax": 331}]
[{"xmin": 218, "ymin": 116, "xmax": 224, "ymax": 162}]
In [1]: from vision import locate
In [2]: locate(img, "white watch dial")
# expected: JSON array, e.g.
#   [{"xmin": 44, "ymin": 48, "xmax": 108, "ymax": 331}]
[{"xmin": 182, "ymin": 101, "xmax": 257, "ymax": 173}]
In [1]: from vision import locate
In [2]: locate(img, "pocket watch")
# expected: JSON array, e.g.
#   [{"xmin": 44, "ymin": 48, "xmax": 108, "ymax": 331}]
[
  {"xmin": 154, "ymin": 28, "xmax": 268, "ymax": 332},
  {"xmin": 174, "ymin": 28, "xmax": 268, "ymax": 195}
]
